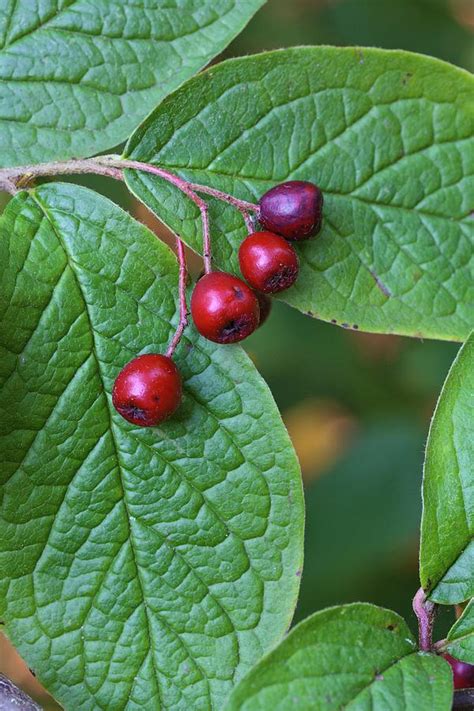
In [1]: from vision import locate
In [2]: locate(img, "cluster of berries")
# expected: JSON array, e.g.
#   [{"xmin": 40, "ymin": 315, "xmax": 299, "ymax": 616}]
[
  {"xmin": 113, "ymin": 180, "xmax": 323, "ymax": 427},
  {"xmin": 191, "ymin": 180, "xmax": 322, "ymax": 343}
]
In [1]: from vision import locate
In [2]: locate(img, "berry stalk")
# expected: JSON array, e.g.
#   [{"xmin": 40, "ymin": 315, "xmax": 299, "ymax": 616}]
[{"xmin": 166, "ymin": 236, "xmax": 189, "ymax": 358}]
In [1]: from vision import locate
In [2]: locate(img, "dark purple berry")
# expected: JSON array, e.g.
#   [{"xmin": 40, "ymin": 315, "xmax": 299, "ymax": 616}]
[
  {"xmin": 259, "ymin": 180, "xmax": 323, "ymax": 240},
  {"xmin": 444, "ymin": 654, "xmax": 474, "ymax": 689}
]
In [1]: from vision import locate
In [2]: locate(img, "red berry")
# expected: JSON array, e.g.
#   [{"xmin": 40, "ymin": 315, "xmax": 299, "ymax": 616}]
[
  {"xmin": 259, "ymin": 180, "xmax": 323, "ymax": 240},
  {"xmin": 191, "ymin": 272, "xmax": 260, "ymax": 344},
  {"xmin": 239, "ymin": 231, "xmax": 299, "ymax": 293},
  {"xmin": 444, "ymin": 654, "xmax": 474, "ymax": 689},
  {"xmin": 255, "ymin": 291, "xmax": 272, "ymax": 326},
  {"xmin": 112, "ymin": 354, "xmax": 182, "ymax": 427}
]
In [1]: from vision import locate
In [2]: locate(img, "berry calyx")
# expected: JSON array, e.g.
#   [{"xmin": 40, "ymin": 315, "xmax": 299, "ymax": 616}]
[
  {"xmin": 239, "ymin": 231, "xmax": 299, "ymax": 293},
  {"xmin": 443, "ymin": 654, "xmax": 474, "ymax": 689},
  {"xmin": 255, "ymin": 291, "xmax": 272, "ymax": 326},
  {"xmin": 191, "ymin": 272, "xmax": 260, "ymax": 344},
  {"xmin": 112, "ymin": 354, "xmax": 182, "ymax": 426},
  {"xmin": 259, "ymin": 180, "xmax": 323, "ymax": 240}
]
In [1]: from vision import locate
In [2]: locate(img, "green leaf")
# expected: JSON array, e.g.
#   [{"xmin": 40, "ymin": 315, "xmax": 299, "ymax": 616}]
[
  {"xmin": 420, "ymin": 333, "xmax": 474, "ymax": 603},
  {"xmin": 0, "ymin": 183, "xmax": 303, "ymax": 710},
  {"xmin": 225, "ymin": 604, "xmax": 453, "ymax": 711},
  {"xmin": 0, "ymin": 0, "xmax": 266, "ymax": 167},
  {"xmin": 442, "ymin": 599, "xmax": 474, "ymax": 664},
  {"xmin": 124, "ymin": 46, "xmax": 474, "ymax": 342}
]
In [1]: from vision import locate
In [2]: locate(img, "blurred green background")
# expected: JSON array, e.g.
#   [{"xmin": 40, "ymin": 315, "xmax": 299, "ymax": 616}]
[{"xmin": 1, "ymin": 0, "xmax": 471, "ymax": 706}]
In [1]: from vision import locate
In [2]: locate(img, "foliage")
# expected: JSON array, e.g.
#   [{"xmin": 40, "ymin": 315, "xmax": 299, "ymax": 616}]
[
  {"xmin": 0, "ymin": 183, "xmax": 303, "ymax": 709},
  {"xmin": 0, "ymin": 1, "xmax": 472, "ymax": 709},
  {"xmin": 420, "ymin": 334, "xmax": 474, "ymax": 603},
  {"xmin": 225, "ymin": 604, "xmax": 453, "ymax": 711},
  {"xmin": 0, "ymin": 0, "xmax": 265, "ymax": 166},
  {"xmin": 125, "ymin": 46, "xmax": 473, "ymax": 340}
]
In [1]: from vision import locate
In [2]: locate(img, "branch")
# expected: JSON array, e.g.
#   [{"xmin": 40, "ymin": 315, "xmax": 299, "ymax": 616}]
[
  {"xmin": 0, "ymin": 158, "xmax": 124, "ymax": 186},
  {"xmin": 0, "ymin": 674, "xmax": 41, "ymax": 711},
  {"xmin": 413, "ymin": 587, "xmax": 436, "ymax": 652}
]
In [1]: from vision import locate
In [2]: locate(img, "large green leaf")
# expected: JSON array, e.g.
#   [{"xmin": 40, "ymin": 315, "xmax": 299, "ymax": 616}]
[
  {"xmin": 124, "ymin": 46, "xmax": 474, "ymax": 342},
  {"xmin": 420, "ymin": 334, "xmax": 474, "ymax": 604},
  {"xmin": 441, "ymin": 599, "xmax": 474, "ymax": 664},
  {"xmin": 0, "ymin": 183, "xmax": 303, "ymax": 710},
  {"xmin": 0, "ymin": 0, "xmax": 265, "ymax": 167},
  {"xmin": 225, "ymin": 604, "xmax": 453, "ymax": 711}
]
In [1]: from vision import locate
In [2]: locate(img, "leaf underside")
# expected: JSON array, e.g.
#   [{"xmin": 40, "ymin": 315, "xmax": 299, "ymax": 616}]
[
  {"xmin": 225, "ymin": 603, "xmax": 453, "ymax": 711},
  {"xmin": 0, "ymin": 0, "xmax": 266, "ymax": 167},
  {"xmin": 420, "ymin": 333, "xmax": 474, "ymax": 604},
  {"xmin": 444, "ymin": 598, "xmax": 474, "ymax": 664},
  {"xmin": 0, "ymin": 182, "xmax": 303, "ymax": 711},
  {"xmin": 124, "ymin": 46, "xmax": 474, "ymax": 342}
]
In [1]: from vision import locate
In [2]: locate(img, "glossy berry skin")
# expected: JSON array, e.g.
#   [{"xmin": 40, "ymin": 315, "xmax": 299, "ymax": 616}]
[
  {"xmin": 239, "ymin": 231, "xmax": 299, "ymax": 293},
  {"xmin": 191, "ymin": 272, "xmax": 260, "ymax": 344},
  {"xmin": 112, "ymin": 354, "xmax": 182, "ymax": 427},
  {"xmin": 255, "ymin": 291, "xmax": 272, "ymax": 326},
  {"xmin": 444, "ymin": 654, "xmax": 474, "ymax": 689},
  {"xmin": 259, "ymin": 180, "xmax": 323, "ymax": 240}
]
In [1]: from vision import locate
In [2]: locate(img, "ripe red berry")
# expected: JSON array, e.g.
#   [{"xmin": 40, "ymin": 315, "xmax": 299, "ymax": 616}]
[
  {"xmin": 112, "ymin": 354, "xmax": 182, "ymax": 427},
  {"xmin": 191, "ymin": 272, "xmax": 260, "ymax": 344},
  {"xmin": 255, "ymin": 291, "xmax": 272, "ymax": 326},
  {"xmin": 259, "ymin": 180, "xmax": 323, "ymax": 240},
  {"xmin": 239, "ymin": 231, "xmax": 299, "ymax": 293},
  {"xmin": 444, "ymin": 654, "xmax": 474, "ymax": 689}
]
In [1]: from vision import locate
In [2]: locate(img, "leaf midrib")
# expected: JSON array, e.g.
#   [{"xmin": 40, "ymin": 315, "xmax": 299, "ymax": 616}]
[
  {"xmin": 343, "ymin": 651, "xmax": 420, "ymax": 709},
  {"xmin": 25, "ymin": 198, "xmax": 272, "ymax": 554},
  {"xmin": 430, "ymin": 538, "xmax": 474, "ymax": 594},
  {"xmin": 140, "ymin": 163, "xmax": 471, "ymax": 225},
  {"xmin": 28, "ymin": 190, "xmax": 268, "ymax": 710},
  {"xmin": 129, "ymin": 171, "xmax": 470, "ymax": 337},
  {"xmin": 31, "ymin": 192, "xmax": 170, "ymax": 710},
  {"xmin": 1, "ymin": 0, "xmax": 78, "ymax": 50},
  {"xmin": 447, "ymin": 629, "xmax": 474, "ymax": 646}
]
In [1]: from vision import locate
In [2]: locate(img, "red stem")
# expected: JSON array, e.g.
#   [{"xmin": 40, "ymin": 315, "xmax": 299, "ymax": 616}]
[
  {"xmin": 166, "ymin": 237, "xmax": 188, "ymax": 358},
  {"xmin": 242, "ymin": 210, "xmax": 256, "ymax": 234},
  {"xmin": 188, "ymin": 182, "xmax": 259, "ymax": 214},
  {"xmin": 101, "ymin": 158, "xmax": 219, "ymax": 271},
  {"xmin": 413, "ymin": 587, "xmax": 436, "ymax": 652},
  {"xmin": 96, "ymin": 157, "xmax": 258, "ymax": 269}
]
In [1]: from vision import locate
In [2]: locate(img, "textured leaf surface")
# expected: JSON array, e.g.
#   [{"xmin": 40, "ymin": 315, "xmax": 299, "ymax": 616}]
[
  {"xmin": 0, "ymin": 183, "xmax": 303, "ymax": 710},
  {"xmin": 0, "ymin": 0, "xmax": 265, "ymax": 167},
  {"xmin": 125, "ymin": 46, "xmax": 474, "ymax": 341},
  {"xmin": 225, "ymin": 604, "xmax": 453, "ymax": 711},
  {"xmin": 443, "ymin": 599, "xmax": 474, "ymax": 664},
  {"xmin": 420, "ymin": 334, "xmax": 474, "ymax": 603}
]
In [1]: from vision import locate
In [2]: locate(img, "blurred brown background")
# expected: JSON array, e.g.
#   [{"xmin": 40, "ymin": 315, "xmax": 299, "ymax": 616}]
[{"xmin": 1, "ymin": 0, "xmax": 472, "ymax": 707}]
